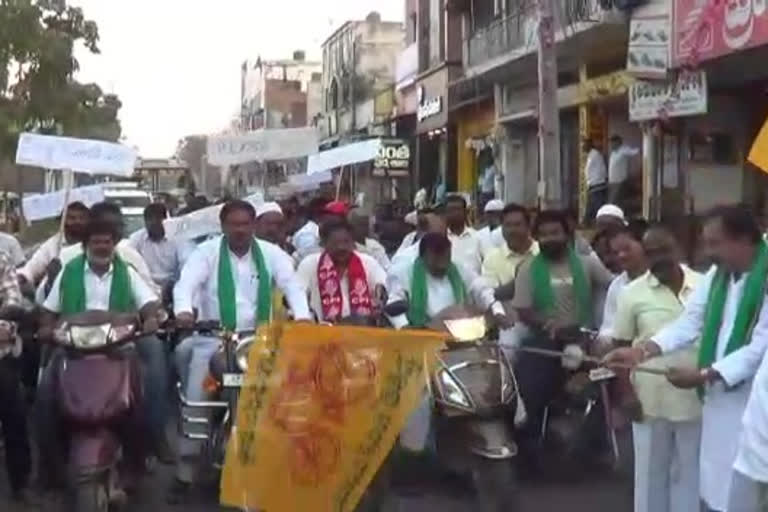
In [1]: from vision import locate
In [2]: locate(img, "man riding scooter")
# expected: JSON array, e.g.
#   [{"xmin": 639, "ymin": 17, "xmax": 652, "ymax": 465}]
[
  {"xmin": 36, "ymin": 219, "xmax": 163, "ymax": 497},
  {"xmin": 169, "ymin": 199, "xmax": 311, "ymax": 503}
]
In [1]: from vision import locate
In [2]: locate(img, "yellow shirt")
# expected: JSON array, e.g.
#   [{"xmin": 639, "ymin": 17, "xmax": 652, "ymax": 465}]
[
  {"xmin": 612, "ymin": 266, "xmax": 703, "ymax": 422},
  {"xmin": 481, "ymin": 240, "xmax": 539, "ymax": 288}
]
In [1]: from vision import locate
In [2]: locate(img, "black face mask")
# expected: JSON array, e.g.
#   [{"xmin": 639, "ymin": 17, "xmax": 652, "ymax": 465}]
[{"xmin": 539, "ymin": 241, "xmax": 568, "ymax": 259}]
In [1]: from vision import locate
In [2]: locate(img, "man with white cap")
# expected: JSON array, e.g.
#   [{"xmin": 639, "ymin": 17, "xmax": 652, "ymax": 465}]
[
  {"xmin": 255, "ymin": 201, "xmax": 287, "ymax": 248},
  {"xmin": 595, "ymin": 204, "xmax": 627, "ymax": 233},
  {"xmin": 478, "ymin": 199, "xmax": 505, "ymax": 258}
]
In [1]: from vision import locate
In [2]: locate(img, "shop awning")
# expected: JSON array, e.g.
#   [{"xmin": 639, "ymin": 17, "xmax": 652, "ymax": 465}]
[{"xmin": 306, "ymin": 139, "xmax": 382, "ymax": 175}]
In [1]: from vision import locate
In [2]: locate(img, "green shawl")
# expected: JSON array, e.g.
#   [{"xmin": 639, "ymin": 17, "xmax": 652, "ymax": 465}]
[
  {"xmin": 218, "ymin": 237, "xmax": 271, "ymax": 330},
  {"xmin": 407, "ymin": 257, "xmax": 466, "ymax": 328},
  {"xmin": 60, "ymin": 254, "xmax": 135, "ymax": 314},
  {"xmin": 530, "ymin": 247, "xmax": 592, "ymax": 327},
  {"xmin": 699, "ymin": 241, "xmax": 768, "ymax": 370}
]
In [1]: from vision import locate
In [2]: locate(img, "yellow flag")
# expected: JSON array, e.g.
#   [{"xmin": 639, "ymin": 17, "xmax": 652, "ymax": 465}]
[
  {"xmin": 219, "ymin": 323, "xmax": 445, "ymax": 512},
  {"xmin": 749, "ymin": 116, "xmax": 768, "ymax": 173}
]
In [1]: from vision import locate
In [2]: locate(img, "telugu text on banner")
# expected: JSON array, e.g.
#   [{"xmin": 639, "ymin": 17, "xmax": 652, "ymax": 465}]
[{"xmin": 219, "ymin": 323, "xmax": 445, "ymax": 512}]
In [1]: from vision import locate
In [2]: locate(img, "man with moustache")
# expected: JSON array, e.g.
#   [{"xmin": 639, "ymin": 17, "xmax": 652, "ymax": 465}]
[
  {"xmin": 610, "ymin": 225, "xmax": 702, "ymax": 512},
  {"xmin": 605, "ymin": 205, "xmax": 768, "ymax": 512}
]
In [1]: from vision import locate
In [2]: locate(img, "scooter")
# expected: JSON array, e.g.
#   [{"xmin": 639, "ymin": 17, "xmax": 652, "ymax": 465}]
[
  {"xmin": 48, "ymin": 310, "xmax": 147, "ymax": 512},
  {"xmin": 383, "ymin": 301, "xmax": 525, "ymax": 512},
  {"xmin": 430, "ymin": 315, "xmax": 525, "ymax": 512}
]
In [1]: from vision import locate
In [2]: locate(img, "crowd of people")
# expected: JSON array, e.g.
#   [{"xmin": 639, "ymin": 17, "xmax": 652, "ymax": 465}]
[{"xmin": 0, "ymin": 190, "xmax": 767, "ymax": 512}]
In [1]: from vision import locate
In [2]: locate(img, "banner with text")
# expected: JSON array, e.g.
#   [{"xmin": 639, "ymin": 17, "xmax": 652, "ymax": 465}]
[
  {"xmin": 15, "ymin": 133, "xmax": 137, "ymax": 176},
  {"xmin": 629, "ymin": 70, "xmax": 707, "ymax": 122},
  {"xmin": 220, "ymin": 323, "xmax": 445, "ymax": 512},
  {"xmin": 207, "ymin": 128, "xmax": 319, "ymax": 167},
  {"xmin": 22, "ymin": 184, "xmax": 106, "ymax": 222},
  {"xmin": 163, "ymin": 193, "xmax": 264, "ymax": 240}
]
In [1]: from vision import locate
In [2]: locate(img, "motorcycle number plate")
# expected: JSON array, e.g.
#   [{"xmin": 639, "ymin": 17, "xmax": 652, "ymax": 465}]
[
  {"xmin": 589, "ymin": 367, "xmax": 616, "ymax": 382},
  {"xmin": 223, "ymin": 373, "xmax": 244, "ymax": 387}
]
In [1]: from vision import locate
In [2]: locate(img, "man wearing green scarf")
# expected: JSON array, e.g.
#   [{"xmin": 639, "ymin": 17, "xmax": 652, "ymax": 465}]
[
  {"xmin": 170, "ymin": 199, "xmax": 311, "ymax": 503},
  {"xmin": 387, "ymin": 232, "xmax": 501, "ymax": 329},
  {"xmin": 605, "ymin": 205, "xmax": 768, "ymax": 512},
  {"xmin": 37, "ymin": 219, "xmax": 162, "ymax": 489},
  {"xmin": 511, "ymin": 209, "xmax": 614, "ymax": 468}
]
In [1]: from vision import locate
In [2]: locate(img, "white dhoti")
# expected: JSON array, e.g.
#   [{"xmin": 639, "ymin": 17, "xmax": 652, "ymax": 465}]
[{"xmin": 701, "ymin": 382, "xmax": 753, "ymax": 511}]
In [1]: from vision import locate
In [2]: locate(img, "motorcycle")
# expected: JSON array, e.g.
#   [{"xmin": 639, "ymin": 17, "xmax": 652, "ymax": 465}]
[
  {"xmin": 521, "ymin": 327, "xmax": 624, "ymax": 476},
  {"xmin": 47, "ymin": 310, "xmax": 147, "ymax": 512},
  {"xmin": 176, "ymin": 322, "xmax": 257, "ymax": 479}
]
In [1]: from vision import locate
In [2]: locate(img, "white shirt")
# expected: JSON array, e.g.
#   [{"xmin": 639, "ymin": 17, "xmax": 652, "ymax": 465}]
[
  {"xmin": 447, "ymin": 227, "xmax": 483, "ymax": 274},
  {"xmin": 0, "ymin": 232, "xmax": 25, "ymax": 267},
  {"xmin": 20, "ymin": 232, "xmax": 77, "ymax": 283},
  {"xmin": 654, "ymin": 265, "xmax": 768, "ymax": 509},
  {"xmin": 477, "ymin": 226, "xmax": 505, "ymax": 259},
  {"xmin": 43, "ymin": 261, "xmax": 158, "ymax": 313},
  {"xmin": 356, "ymin": 238, "xmax": 391, "ymax": 271},
  {"xmin": 608, "ymin": 145, "xmax": 640, "ymax": 184},
  {"xmin": 585, "ymin": 148, "xmax": 607, "ymax": 187},
  {"xmin": 387, "ymin": 257, "xmax": 501, "ymax": 329},
  {"xmin": 292, "ymin": 220, "xmax": 320, "ymax": 260},
  {"xmin": 174, "ymin": 236, "xmax": 310, "ymax": 331},
  {"xmin": 599, "ymin": 272, "xmax": 631, "ymax": 337},
  {"xmin": 128, "ymin": 229, "xmax": 193, "ymax": 286},
  {"xmin": 59, "ymin": 240, "xmax": 155, "ymax": 291},
  {"xmin": 296, "ymin": 251, "xmax": 387, "ymax": 322},
  {"xmin": 394, "ymin": 231, "xmax": 420, "ymax": 261}
]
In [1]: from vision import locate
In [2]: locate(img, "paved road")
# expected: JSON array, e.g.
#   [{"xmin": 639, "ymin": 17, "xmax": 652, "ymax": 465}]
[{"xmin": 0, "ymin": 459, "xmax": 632, "ymax": 511}]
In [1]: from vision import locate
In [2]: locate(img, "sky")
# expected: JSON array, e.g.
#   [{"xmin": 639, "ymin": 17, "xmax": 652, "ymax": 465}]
[{"xmin": 70, "ymin": 0, "xmax": 403, "ymax": 158}]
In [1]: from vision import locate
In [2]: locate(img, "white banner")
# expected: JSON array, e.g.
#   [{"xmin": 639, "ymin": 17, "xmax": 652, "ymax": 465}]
[
  {"xmin": 22, "ymin": 184, "xmax": 105, "ymax": 222},
  {"xmin": 629, "ymin": 71, "xmax": 707, "ymax": 122},
  {"xmin": 207, "ymin": 128, "xmax": 319, "ymax": 167},
  {"xmin": 163, "ymin": 195, "xmax": 265, "ymax": 241},
  {"xmin": 306, "ymin": 139, "xmax": 382, "ymax": 175},
  {"xmin": 15, "ymin": 133, "xmax": 137, "ymax": 176}
]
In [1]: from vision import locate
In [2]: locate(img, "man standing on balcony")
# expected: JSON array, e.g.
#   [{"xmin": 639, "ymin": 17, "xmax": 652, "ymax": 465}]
[
  {"xmin": 608, "ymin": 135, "xmax": 640, "ymax": 211},
  {"xmin": 584, "ymin": 138, "xmax": 608, "ymax": 223}
]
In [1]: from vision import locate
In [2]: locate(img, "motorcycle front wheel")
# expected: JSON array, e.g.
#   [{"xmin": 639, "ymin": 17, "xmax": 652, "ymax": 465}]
[{"xmin": 471, "ymin": 456, "xmax": 518, "ymax": 512}]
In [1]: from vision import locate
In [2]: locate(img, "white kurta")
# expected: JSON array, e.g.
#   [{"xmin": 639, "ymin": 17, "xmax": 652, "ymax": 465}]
[
  {"xmin": 174, "ymin": 236, "xmax": 311, "ymax": 330},
  {"xmin": 655, "ymin": 265, "xmax": 767, "ymax": 511}
]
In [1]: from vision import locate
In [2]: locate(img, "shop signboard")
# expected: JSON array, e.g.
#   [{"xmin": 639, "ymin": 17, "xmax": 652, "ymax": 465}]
[
  {"xmin": 672, "ymin": 0, "xmax": 768, "ymax": 66},
  {"xmin": 628, "ymin": 70, "xmax": 707, "ymax": 122},
  {"xmin": 372, "ymin": 139, "xmax": 411, "ymax": 178},
  {"xmin": 627, "ymin": 15, "xmax": 670, "ymax": 78},
  {"xmin": 417, "ymin": 85, "xmax": 443, "ymax": 122}
]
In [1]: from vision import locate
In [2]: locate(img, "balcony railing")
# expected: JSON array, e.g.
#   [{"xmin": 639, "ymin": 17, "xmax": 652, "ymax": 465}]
[
  {"xmin": 466, "ymin": 0, "xmax": 604, "ymax": 70},
  {"xmin": 466, "ymin": 8, "xmax": 537, "ymax": 69}
]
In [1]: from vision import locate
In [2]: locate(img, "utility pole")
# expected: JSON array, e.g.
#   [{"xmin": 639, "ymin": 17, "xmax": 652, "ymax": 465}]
[{"xmin": 536, "ymin": 0, "xmax": 562, "ymax": 209}]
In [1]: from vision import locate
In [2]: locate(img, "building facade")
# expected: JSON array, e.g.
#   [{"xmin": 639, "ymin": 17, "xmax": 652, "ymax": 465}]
[
  {"xmin": 317, "ymin": 12, "xmax": 405, "ymax": 208},
  {"xmin": 240, "ymin": 51, "xmax": 322, "ymax": 130}
]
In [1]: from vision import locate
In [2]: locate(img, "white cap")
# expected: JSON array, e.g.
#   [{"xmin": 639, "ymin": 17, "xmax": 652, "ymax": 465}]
[
  {"xmin": 596, "ymin": 204, "xmax": 625, "ymax": 221},
  {"xmin": 484, "ymin": 199, "xmax": 505, "ymax": 213},
  {"xmin": 256, "ymin": 201, "xmax": 283, "ymax": 218},
  {"xmin": 404, "ymin": 210, "xmax": 418, "ymax": 226}
]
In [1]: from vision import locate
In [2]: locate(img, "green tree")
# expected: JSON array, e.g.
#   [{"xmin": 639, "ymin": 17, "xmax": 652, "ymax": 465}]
[{"xmin": 0, "ymin": 0, "xmax": 122, "ymax": 161}]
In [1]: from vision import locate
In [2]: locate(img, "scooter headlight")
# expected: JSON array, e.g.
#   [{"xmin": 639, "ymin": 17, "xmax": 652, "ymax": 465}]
[
  {"xmin": 438, "ymin": 369, "xmax": 471, "ymax": 408},
  {"xmin": 235, "ymin": 337, "xmax": 255, "ymax": 371},
  {"xmin": 69, "ymin": 324, "xmax": 110, "ymax": 349}
]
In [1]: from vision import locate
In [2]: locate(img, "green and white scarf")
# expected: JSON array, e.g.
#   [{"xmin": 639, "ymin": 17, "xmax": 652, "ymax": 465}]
[
  {"xmin": 59, "ymin": 254, "xmax": 136, "ymax": 314},
  {"xmin": 407, "ymin": 257, "xmax": 466, "ymax": 328},
  {"xmin": 218, "ymin": 237, "xmax": 271, "ymax": 330},
  {"xmin": 699, "ymin": 241, "xmax": 768, "ymax": 370},
  {"xmin": 530, "ymin": 247, "xmax": 592, "ymax": 327}
]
